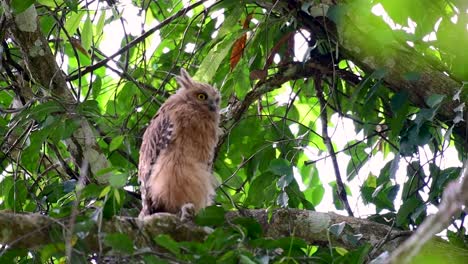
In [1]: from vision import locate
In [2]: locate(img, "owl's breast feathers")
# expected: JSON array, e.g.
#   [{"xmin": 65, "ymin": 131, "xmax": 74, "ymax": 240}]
[{"xmin": 170, "ymin": 105, "xmax": 219, "ymax": 164}]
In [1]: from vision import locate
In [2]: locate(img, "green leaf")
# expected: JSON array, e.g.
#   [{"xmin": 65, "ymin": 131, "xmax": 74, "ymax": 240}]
[
  {"xmin": 81, "ymin": 183, "xmax": 102, "ymax": 199},
  {"xmin": 102, "ymin": 189, "xmax": 123, "ymax": 219},
  {"xmin": 104, "ymin": 233, "xmax": 134, "ymax": 254},
  {"xmin": 239, "ymin": 255, "xmax": 256, "ymax": 264},
  {"xmin": 335, "ymin": 247, "xmax": 348, "ymax": 256},
  {"xmin": 425, "ymin": 94, "xmax": 445, "ymax": 108},
  {"xmin": 63, "ymin": 180, "xmax": 77, "ymax": 193},
  {"xmin": 329, "ymin": 222, "xmax": 346, "ymax": 237},
  {"xmin": 109, "ymin": 135, "xmax": 124, "ymax": 152},
  {"xmin": 95, "ymin": 10, "xmax": 107, "ymax": 43},
  {"xmin": 195, "ymin": 205, "xmax": 225, "ymax": 226},
  {"xmin": 310, "ymin": 185, "xmax": 325, "ymax": 206},
  {"xmin": 217, "ymin": 6, "xmax": 243, "ymax": 39},
  {"xmin": 195, "ymin": 35, "xmax": 239, "ymax": 83},
  {"xmin": 232, "ymin": 217, "xmax": 263, "ymax": 239},
  {"xmin": 64, "ymin": 11, "xmax": 85, "ymax": 37},
  {"xmin": 109, "ymin": 173, "xmax": 127, "ymax": 188},
  {"xmin": 396, "ymin": 196, "xmax": 421, "ymax": 226},
  {"xmin": 338, "ymin": 244, "xmax": 371, "ymax": 264},
  {"xmin": 154, "ymin": 235, "xmax": 180, "ymax": 257},
  {"xmin": 81, "ymin": 15, "xmax": 93, "ymax": 51},
  {"xmin": 277, "ymin": 191, "xmax": 289, "ymax": 207},
  {"xmin": 11, "ymin": 0, "xmax": 35, "ymax": 14},
  {"xmin": 28, "ymin": 101, "xmax": 63, "ymax": 121},
  {"xmin": 245, "ymin": 172, "xmax": 277, "ymax": 207},
  {"xmin": 250, "ymin": 236, "xmax": 308, "ymax": 254},
  {"xmin": 269, "ymin": 158, "xmax": 292, "ymax": 176},
  {"xmin": 346, "ymin": 143, "xmax": 368, "ymax": 181},
  {"xmin": 38, "ymin": 0, "xmax": 62, "ymax": 7},
  {"xmin": 64, "ymin": 0, "xmax": 78, "ymax": 12},
  {"xmin": 447, "ymin": 230, "xmax": 466, "ymax": 248},
  {"xmin": 231, "ymin": 60, "xmax": 251, "ymax": 99}
]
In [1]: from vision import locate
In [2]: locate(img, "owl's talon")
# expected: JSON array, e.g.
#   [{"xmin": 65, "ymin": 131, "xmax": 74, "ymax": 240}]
[{"xmin": 180, "ymin": 203, "xmax": 196, "ymax": 222}]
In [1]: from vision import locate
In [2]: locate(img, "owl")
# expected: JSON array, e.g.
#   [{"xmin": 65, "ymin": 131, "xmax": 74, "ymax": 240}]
[{"xmin": 138, "ymin": 68, "xmax": 221, "ymax": 218}]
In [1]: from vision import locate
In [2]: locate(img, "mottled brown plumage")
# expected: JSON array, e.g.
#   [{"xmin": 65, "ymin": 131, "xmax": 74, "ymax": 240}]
[{"xmin": 138, "ymin": 69, "xmax": 220, "ymax": 218}]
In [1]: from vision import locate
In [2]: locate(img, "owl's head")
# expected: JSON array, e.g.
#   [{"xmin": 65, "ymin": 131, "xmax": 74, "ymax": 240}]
[{"xmin": 175, "ymin": 68, "xmax": 221, "ymax": 115}]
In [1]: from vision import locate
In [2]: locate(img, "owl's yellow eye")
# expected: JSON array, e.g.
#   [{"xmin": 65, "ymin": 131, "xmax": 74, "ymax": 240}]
[{"xmin": 197, "ymin": 93, "xmax": 207, "ymax": 100}]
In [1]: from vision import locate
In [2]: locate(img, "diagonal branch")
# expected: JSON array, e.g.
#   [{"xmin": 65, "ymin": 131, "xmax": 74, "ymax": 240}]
[
  {"xmin": 314, "ymin": 76, "xmax": 354, "ymax": 217},
  {"xmin": 217, "ymin": 60, "xmax": 360, "ymax": 155},
  {"xmin": 67, "ymin": 0, "xmax": 209, "ymax": 81}
]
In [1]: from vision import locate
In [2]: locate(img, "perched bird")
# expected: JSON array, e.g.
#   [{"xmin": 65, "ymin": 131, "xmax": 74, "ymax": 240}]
[{"xmin": 138, "ymin": 69, "xmax": 221, "ymax": 218}]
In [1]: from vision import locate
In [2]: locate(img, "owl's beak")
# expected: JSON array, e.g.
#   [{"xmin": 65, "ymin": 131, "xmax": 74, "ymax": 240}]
[{"xmin": 208, "ymin": 100, "xmax": 217, "ymax": 112}]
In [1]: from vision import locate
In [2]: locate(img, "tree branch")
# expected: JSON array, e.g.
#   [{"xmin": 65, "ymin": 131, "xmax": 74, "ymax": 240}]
[
  {"xmin": 314, "ymin": 77, "xmax": 354, "ymax": 217},
  {"xmin": 384, "ymin": 161, "xmax": 468, "ymax": 264},
  {"xmin": 1, "ymin": 2, "xmax": 111, "ymax": 182},
  {"xmin": 0, "ymin": 209, "xmax": 407, "ymax": 255},
  {"xmin": 67, "ymin": 0, "xmax": 209, "ymax": 81},
  {"xmin": 254, "ymin": 0, "xmax": 467, "ymax": 151}
]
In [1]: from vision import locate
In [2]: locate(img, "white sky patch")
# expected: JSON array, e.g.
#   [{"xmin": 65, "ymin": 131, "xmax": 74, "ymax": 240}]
[
  {"xmin": 87, "ymin": 74, "xmax": 97, "ymax": 84},
  {"xmin": 294, "ymin": 29, "xmax": 310, "ymax": 62},
  {"xmin": 451, "ymin": 14, "xmax": 458, "ymax": 24},
  {"xmin": 423, "ymin": 17, "xmax": 442, "ymax": 42},
  {"xmin": 273, "ymin": 54, "xmax": 281, "ymax": 64},
  {"xmin": 182, "ymin": 0, "xmax": 194, "ymax": 17},
  {"xmin": 299, "ymin": 113, "xmax": 463, "ymax": 218},
  {"xmin": 293, "ymin": 166, "xmax": 307, "ymax": 191},
  {"xmin": 371, "ymin": 4, "xmax": 401, "ymax": 30},
  {"xmin": 423, "ymin": 32, "xmax": 437, "ymax": 42},
  {"xmin": 204, "ymin": 0, "xmax": 217, "ymax": 8},
  {"xmin": 289, "ymin": 123, "xmax": 299, "ymax": 135},
  {"xmin": 95, "ymin": 0, "xmax": 161, "ymax": 78},
  {"xmin": 56, "ymin": 53, "xmax": 69, "ymax": 72},
  {"xmin": 274, "ymin": 85, "xmax": 296, "ymax": 106},
  {"xmin": 404, "ymin": 18, "xmax": 417, "ymax": 34},
  {"xmin": 184, "ymin": 43, "xmax": 196, "ymax": 53},
  {"xmin": 211, "ymin": 8, "xmax": 225, "ymax": 29}
]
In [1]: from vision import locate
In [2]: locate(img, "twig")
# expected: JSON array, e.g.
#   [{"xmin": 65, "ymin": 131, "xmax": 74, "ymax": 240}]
[
  {"xmin": 67, "ymin": 0, "xmax": 208, "ymax": 81},
  {"xmin": 314, "ymin": 77, "xmax": 353, "ymax": 217},
  {"xmin": 65, "ymin": 160, "xmax": 88, "ymax": 263}
]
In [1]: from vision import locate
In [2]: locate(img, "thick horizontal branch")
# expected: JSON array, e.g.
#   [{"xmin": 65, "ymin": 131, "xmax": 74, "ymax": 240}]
[{"xmin": 0, "ymin": 209, "xmax": 407, "ymax": 256}]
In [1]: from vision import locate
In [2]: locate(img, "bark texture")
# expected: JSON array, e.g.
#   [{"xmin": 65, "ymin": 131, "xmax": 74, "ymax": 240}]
[{"xmin": 0, "ymin": 209, "xmax": 407, "ymax": 255}]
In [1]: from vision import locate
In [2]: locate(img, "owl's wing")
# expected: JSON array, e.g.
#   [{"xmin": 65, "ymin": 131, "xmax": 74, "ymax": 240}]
[{"xmin": 138, "ymin": 109, "xmax": 174, "ymax": 216}]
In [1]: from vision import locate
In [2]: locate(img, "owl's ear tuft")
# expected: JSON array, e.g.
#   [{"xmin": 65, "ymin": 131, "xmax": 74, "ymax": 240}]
[{"xmin": 176, "ymin": 68, "xmax": 195, "ymax": 89}]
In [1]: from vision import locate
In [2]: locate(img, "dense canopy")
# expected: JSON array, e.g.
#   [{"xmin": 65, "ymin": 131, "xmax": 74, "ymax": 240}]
[{"xmin": 0, "ymin": 0, "xmax": 467, "ymax": 263}]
